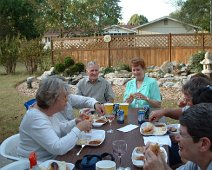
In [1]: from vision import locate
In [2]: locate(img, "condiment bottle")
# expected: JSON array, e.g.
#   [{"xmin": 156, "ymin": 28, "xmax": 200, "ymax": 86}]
[{"xmin": 29, "ymin": 152, "xmax": 40, "ymax": 170}]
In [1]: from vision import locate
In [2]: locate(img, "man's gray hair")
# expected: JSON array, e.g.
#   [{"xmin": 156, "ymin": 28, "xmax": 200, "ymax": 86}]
[
  {"xmin": 36, "ymin": 76, "xmax": 70, "ymax": 109},
  {"xmin": 86, "ymin": 61, "xmax": 99, "ymax": 69}
]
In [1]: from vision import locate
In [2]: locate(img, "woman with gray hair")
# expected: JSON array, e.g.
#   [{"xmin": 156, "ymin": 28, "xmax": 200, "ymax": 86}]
[{"xmin": 18, "ymin": 76, "xmax": 103, "ymax": 161}]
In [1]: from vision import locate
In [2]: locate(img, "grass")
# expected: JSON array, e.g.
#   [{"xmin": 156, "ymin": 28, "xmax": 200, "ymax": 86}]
[
  {"xmin": 0, "ymin": 63, "xmax": 179, "ymax": 143},
  {"xmin": 0, "ymin": 63, "xmax": 32, "ymax": 143}
]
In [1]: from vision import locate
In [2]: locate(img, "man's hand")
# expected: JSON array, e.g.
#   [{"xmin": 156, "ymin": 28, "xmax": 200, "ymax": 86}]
[
  {"xmin": 94, "ymin": 102, "xmax": 105, "ymax": 115},
  {"xmin": 149, "ymin": 110, "xmax": 165, "ymax": 122},
  {"xmin": 144, "ymin": 149, "xmax": 167, "ymax": 170}
]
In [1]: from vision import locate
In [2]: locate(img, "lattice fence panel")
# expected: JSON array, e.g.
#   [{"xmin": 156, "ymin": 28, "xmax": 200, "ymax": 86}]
[
  {"xmin": 109, "ymin": 35, "xmax": 168, "ymax": 48},
  {"xmin": 53, "ymin": 37, "xmax": 107, "ymax": 50},
  {"xmin": 204, "ymin": 34, "xmax": 212, "ymax": 46},
  {"xmin": 172, "ymin": 34, "xmax": 202, "ymax": 47},
  {"xmin": 135, "ymin": 35, "xmax": 168, "ymax": 47}
]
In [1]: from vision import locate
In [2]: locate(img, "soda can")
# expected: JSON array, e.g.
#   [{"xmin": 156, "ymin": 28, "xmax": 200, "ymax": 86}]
[
  {"xmin": 143, "ymin": 105, "xmax": 150, "ymax": 120},
  {"xmin": 117, "ymin": 110, "xmax": 124, "ymax": 124},
  {"xmin": 113, "ymin": 103, "xmax": 119, "ymax": 116},
  {"xmin": 138, "ymin": 109, "xmax": 145, "ymax": 124}
]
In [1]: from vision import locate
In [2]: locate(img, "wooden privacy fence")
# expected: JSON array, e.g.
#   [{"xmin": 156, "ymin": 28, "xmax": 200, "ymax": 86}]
[{"xmin": 51, "ymin": 33, "xmax": 212, "ymax": 67}]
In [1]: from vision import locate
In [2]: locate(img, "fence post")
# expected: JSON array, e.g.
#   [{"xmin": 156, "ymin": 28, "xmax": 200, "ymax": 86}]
[
  {"xmin": 108, "ymin": 42, "xmax": 111, "ymax": 67},
  {"xmin": 51, "ymin": 39, "xmax": 54, "ymax": 65},
  {"xmin": 168, "ymin": 33, "xmax": 172, "ymax": 62},
  {"xmin": 201, "ymin": 33, "xmax": 205, "ymax": 51}
]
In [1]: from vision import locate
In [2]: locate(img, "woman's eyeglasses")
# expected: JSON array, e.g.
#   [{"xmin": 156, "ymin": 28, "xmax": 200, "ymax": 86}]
[{"xmin": 206, "ymin": 85, "xmax": 212, "ymax": 90}]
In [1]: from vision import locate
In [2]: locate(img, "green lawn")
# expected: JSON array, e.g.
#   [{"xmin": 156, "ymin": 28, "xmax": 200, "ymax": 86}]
[{"xmin": 0, "ymin": 63, "xmax": 32, "ymax": 143}]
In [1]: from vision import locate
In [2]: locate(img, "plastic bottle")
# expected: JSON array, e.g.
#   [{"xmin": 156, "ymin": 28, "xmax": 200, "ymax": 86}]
[{"xmin": 29, "ymin": 152, "xmax": 40, "ymax": 170}]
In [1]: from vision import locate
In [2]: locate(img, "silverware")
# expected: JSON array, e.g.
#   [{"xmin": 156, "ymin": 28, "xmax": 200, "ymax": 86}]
[{"xmin": 76, "ymin": 145, "xmax": 85, "ymax": 156}]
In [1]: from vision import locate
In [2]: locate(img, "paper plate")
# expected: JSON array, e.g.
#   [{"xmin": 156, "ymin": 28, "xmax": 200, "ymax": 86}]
[
  {"xmin": 131, "ymin": 146, "xmax": 167, "ymax": 168},
  {"xmin": 140, "ymin": 122, "xmax": 167, "ymax": 136},
  {"xmin": 167, "ymin": 124, "xmax": 180, "ymax": 135},
  {"xmin": 39, "ymin": 160, "xmax": 74, "ymax": 170},
  {"xmin": 77, "ymin": 129, "xmax": 105, "ymax": 146}
]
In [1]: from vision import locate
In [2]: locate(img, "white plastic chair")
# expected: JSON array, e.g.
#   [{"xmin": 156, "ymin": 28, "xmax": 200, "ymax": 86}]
[
  {"xmin": 1, "ymin": 160, "xmax": 29, "ymax": 170},
  {"xmin": 0, "ymin": 134, "xmax": 23, "ymax": 161}
]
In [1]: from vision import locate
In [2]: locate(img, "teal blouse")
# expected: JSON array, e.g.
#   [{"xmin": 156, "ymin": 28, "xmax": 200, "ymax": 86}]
[{"xmin": 123, "ymin": 76, "xmax": 161, "ymax": 108}]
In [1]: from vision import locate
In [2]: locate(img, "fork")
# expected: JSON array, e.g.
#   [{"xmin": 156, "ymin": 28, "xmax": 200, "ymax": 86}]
[{"xmin": 76, "ymin": 145, "xmax": 85, "ymax": 156}]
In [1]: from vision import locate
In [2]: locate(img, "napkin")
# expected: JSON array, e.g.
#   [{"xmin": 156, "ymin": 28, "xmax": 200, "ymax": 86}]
[
  {"xmin": 117, "ymin": 124, "xmax": 139, "ymax": 133},
  {"xmin": 143, "ymin": 135, "xmax": 172, "ymax": 147}
]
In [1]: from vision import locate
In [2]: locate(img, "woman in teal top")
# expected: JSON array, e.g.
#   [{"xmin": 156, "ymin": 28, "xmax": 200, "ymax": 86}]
[{"xmin": 124, "ymin": 57, "xmax": 161, "ymax": 108}]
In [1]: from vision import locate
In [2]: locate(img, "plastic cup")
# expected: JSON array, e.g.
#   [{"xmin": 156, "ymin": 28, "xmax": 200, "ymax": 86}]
[
  {"xmin": 119, "ymin": 103, "xmax": 129, "ymax": 117},
  {"xmin": 104, "ymin": 103, "xmax": 114, "ymax": 114},
  {"xmin": 96, "ymin": 160, "xmax": 116, "ymax": 170}
]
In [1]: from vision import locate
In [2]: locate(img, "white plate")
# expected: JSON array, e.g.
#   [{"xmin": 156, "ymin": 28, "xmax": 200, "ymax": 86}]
[
  {"xmin": 131, "ymin": 147, "xmax": 145, "ymax": 168},
  {"xmin": 77, "ymin": 129, "xmax": 105, "ymax": 146},
  {"xmin": 140, "ymin": 122, "xmax": 167, "ymax": 136},
  {"xmin": 167, "ymin": 124, "xmax": 180, "ymax": 134},
  {"xmin": 131, "ymin": 146, "xmax": 167, "ymax": 168},
  {"xmin": 39, "ymin": 160, "xmax": 74, "ymax": 170},
  {"xmin": 92, "ymin": 118, "xmax": 108, "ymax": 127}
]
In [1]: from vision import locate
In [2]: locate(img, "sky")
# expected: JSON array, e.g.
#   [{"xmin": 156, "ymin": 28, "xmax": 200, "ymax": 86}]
[{"xmin": 118, "ymin": 0, "xmax": 176, "ymax": 24}]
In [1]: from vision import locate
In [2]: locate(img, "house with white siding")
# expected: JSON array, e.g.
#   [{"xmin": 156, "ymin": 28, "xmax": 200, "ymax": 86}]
[
  {"xmin": 133, "ymin": 16, "xmax": 202, "ymax": 34},
  {"xmin": 103, "ymin": 25, "xmax": 137, "ymax": 35}
]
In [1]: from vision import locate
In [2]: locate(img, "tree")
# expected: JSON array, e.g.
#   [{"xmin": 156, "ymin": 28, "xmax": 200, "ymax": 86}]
[
  {"xmin": 127, "ymin": 14, "xmax": 148, "ymax": 26},
  {"xmin": 169, "ymin": 0, "xmax": 210, "ymax": 31},
  {"xmin": 0, "ymin": 36, "xmax": 21, "ymax": 74},
  {"xmin": 0, "ymin": 0, "xmax": 43, "ymax": 40},
  {"xmin": 19, "ymin": 38, "xmax": 48, "ymax": 74},
  {"xmin": 39, "ymin": 0, "xmax": 122, "ymax": 36}
]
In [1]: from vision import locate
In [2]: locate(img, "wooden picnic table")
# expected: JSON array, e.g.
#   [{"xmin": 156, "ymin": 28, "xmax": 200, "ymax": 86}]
[{"xmin": 56, "ymin": 108, "xmax": 168, "ymax": 169}]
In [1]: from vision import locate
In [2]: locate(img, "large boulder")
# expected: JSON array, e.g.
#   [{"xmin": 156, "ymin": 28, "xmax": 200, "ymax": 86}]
[{"xmin": 160, "ymin": 61, "xmax": 173, "ymax": 74}]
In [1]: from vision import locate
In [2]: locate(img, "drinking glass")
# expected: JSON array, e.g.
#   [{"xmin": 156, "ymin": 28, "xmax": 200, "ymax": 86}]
[
  {"xmin": 106, "ymin": 114, "xmax": 115, "ymax": 133},
  {"xmin": 112, "ymin": 140, "xmax": 127, "ymax": 170}
]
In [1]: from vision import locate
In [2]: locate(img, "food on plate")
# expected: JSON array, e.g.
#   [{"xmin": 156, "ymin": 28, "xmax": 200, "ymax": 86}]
[
  {"xmin": 155, "ymin": 124, "xmax": 165, "ymax": 127},
  {"xmin": 88, "ymin": 139, "xmax": 102, "ymax": 145},
  {"xmin": 49, "ymin": 162, "xmax": 59, "ymax": 170},
  {"xmin": 168, "ymin": 126, "xmax": 177, "ymax": 132},
  {"xmin": 149, "ymin": 143, "xmax": 160, "ymax": 156},
  {"xmin": 135, "ymin": 146, "xmax": 145, "ymax": 154},
  {"xmin": 77, "ymin": 139, "xmax": 88, "ymax": 145},
  {"xmin": 95, "ymin": 119, "xmax": 107, "ymax": 123},
  {"xmin": 135, "ymin": 155, "xmax": 144, "ymax": 160},
  {"xmin": 44, "ymin": 161, "xmax": 70, "ymax": 170},
  {"xmin": 142, "ymin": 124, "xmax": 154, "ymax": 134}
]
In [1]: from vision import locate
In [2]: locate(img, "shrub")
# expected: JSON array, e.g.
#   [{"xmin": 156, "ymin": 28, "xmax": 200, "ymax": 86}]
[
  {"xmin": 0, "ymin": 35, "xmax": 20, "ymax": 74},
  {"xmin": 54, "ymin": 63, "xmax": 65, "ymax": 73},
  {"xmin": 116, "ymin": 64, "xmax": 131, "ymax": 72},
  {"xmin": 64, "ymin": 57, "xmax": 75, "ymax": 68},
  {"xmin": 64, "ymin": 64, "xmax": 80, "ymax": 76},
  {"xmin": 75, "ymin": 62, "xmax": 85, "ymax": 72},
  {"xmin": 188, "ymin": 51, "xmax": 205, "ymax": 72},
  {"xmin": 101, "ymin": 66, "xmax": 115, "ymax": 75}
]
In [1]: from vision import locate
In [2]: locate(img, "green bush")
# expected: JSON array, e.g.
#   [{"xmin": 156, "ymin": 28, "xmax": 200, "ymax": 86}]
[
  {"xmin": 64, "ymin": 57, "xmax": 75, "ymax": 68},
  {"xmin": 64, "ymin": 64, "xmax": 80, "ymax": 76},
  {"xmin": 54, "ymin": 63, "xmax": 65, "ymax": 73},
  {"xmin": 116, "ymin": 64, "xmax": 131, "ymax": 72},
  {"xmin": 101, "ymin": 66, "xmax": 115, "ymax": 75},
  {"xmin": 188, "ymin": 51, "xmax": 205, "ymax": 72},
  {"xmin": 75, "ymin": 62, "xmax": 85, "ymax": 72}
]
